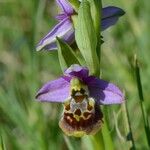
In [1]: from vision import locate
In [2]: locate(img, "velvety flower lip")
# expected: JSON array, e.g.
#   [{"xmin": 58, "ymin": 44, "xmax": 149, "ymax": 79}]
[
  {"xmin": 36, "ymin": 0, "xmax": 125, "ymax": 51},
  {"xmin": 36, "ymin": 64, "xmax": 124, "ymax": 105}
]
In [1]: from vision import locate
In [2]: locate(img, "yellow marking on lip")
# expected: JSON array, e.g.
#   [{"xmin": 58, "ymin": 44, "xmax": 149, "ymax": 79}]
[
  {"xmin": 70, "ymin": 78, "xmax": 88, "ymax": 94},
  {"xmin": 70, "ymin": 78, "xmax": 82, "ymax": 91},
  {"xmin": 88, "ymin": 98, "xmax": 95, "ymax": 107},
  {"xmin": 72, "ymin": 131, "xmax": 86, "ymax": 137},
  {"xmin": 73, "ymin": 115, "xmax": 80, "ymax": 122}
]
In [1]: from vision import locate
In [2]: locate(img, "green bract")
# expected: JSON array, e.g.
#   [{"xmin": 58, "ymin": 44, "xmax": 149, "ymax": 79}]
[
  {"xmin": 56, "ymin": 37, "xmax": 80, "ymax": 71},
  {"xmin": 75, "ymin": 0, "xmax": 100, "ymax": 76}
]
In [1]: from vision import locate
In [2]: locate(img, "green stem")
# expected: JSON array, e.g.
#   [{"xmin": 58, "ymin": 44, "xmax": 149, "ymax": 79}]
[
  {"xmin": 101, "ymin": 118, "xmax": 114, "ymax": 150},
  {"xmin": 93, "ymin": 132, "xmax": 105, "ymax": 150},
  {"xmin": 63, "ymin": 135, "xmax": 75, "ymax": 150}
]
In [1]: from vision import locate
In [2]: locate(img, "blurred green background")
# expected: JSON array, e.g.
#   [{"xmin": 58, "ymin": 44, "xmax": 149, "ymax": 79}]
[{"xmin": 0, "ymin": 0, "xmax": 150, "ymax": 149}]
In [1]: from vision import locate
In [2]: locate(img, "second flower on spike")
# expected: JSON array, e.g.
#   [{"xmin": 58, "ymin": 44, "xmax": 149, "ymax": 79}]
[{"xmin": 36, "ymin": 0, "xmax": 125, "ymax": 51}]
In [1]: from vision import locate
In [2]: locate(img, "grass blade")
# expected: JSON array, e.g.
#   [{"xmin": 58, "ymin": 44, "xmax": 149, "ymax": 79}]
[
  {"xmin": 121, "ymin": 102, "xmax": 136, "ymax": 150},
  {"xmin": 0, "ymin": 135, "xmax": 6, "ymax": 150},
  {"xmin": 134, "ymin": 55, "xmax": 150, "ymax": 147}
]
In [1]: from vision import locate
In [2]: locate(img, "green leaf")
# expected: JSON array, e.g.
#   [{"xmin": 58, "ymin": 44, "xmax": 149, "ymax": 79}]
[
  {"xmin": 56, "ymin": 37, "xmax": 80, "ymax": 72},
  {"xmin": 87, "ymin": 0, "xmax": 101, "ymax": 37},
  {"xmin": 87, "ymin": 0, "xmax": 102, "ymax": 58},
  {"xmin": 75, "ymin": 0, "xmax": 100, "ymax": 76},
  {"xmin": 101, "ymin": 119, "xmax": 114, "ymax": 150}
]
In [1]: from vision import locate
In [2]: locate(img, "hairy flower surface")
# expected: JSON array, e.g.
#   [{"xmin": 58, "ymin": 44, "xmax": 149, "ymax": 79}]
[
  {"xmin": 36, "ymin": 0, "xmax": 125, "ymax": 51},
  {"xmin": 36, "ymin": 64, "xmax": 124, "ymax": 137}
]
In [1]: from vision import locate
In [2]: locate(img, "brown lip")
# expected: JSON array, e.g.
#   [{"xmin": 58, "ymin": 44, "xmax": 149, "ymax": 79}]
[{"xmin": 59, "ymin": 104, "xmax": 103, "ymax": 136}]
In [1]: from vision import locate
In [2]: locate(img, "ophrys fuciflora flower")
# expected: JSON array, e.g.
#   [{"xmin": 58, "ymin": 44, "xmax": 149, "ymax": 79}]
[
  {"xmin": 36, "ymin": 0, "xmax": 125, "ymax": 51},
  {"xmin": 36, "ymin": 64, "xmax": 124, "ymax": 137}
]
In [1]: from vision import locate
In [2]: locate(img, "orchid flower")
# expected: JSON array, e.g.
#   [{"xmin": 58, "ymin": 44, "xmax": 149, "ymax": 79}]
[
  {"xmin": 36, "ymin": 0, "xmax": 125, "ymax": 51},
  {"xmin": 36, "ymin": 64, "xmax": 124, "ymax": 137}
]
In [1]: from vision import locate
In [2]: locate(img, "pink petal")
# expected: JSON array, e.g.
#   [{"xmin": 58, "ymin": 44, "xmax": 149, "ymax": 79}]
[
  {"xmin": 85, "ymin": 76, "xmax": 124, "ymax": 105},
  {"xmin": 36, "ymin": 77, "xmax": 70, "ymax": 103}
]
